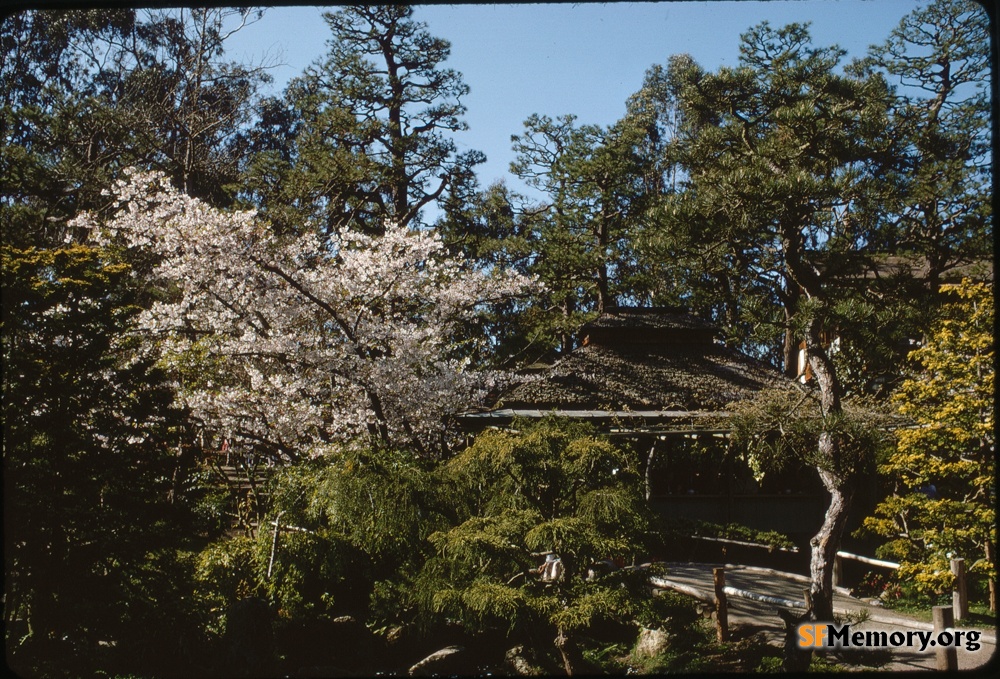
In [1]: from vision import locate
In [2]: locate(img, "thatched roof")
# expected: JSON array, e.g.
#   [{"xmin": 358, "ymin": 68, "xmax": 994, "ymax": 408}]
[
  {"xmin": 583, "ymin": 306, "xmax": 715, "ymax": 331},
  {"xmin": 498, "ymin": 342, "xmax": 789, "ymax": 412},
  {"xmin": 458, "ymin": 308, "xmax": 795, "ymax": 431}
]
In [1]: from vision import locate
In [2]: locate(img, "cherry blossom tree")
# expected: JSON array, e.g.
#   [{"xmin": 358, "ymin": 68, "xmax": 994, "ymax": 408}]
[{"xmin": 71, "ymin": 169, "xmax": 533, "ymax": 458}]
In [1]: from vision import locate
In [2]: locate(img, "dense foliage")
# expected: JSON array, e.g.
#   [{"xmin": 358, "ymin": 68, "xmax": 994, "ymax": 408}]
[
  {"xmin": 2, "ymin": 1, "xmax": 992, "ymax": 675},
  {"xmin": 1, "ymin": 8, "xmax": 270, "ymax": 249},
  {"xmin": 242, "ymin": 5, "xmax": 482, "ymax": 237},
  {"xmin": 1, "ymin": 244, "xmax": 200, "ymax": 676},
  {"xmin": 189, "ymin": 421, "xmax": 694, "ymax": 675},
  {"xmin": 861, "ymin": 281, "xmax": 995, "ymax": 605},
  {"xmin": 420, "ymin": 420, "xmax": 656, "ymax": 673}
]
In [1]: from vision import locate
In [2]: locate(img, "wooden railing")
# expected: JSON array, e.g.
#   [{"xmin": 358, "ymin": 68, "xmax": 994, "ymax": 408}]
[
  {"xmin": 692, "ymin": 534, "xmax": 799, "ymax": 553},
  {"xmin": 650, "ymin": 567, "xmax": 807, "ymax": 644},
  {"xmin": 832, "ymin": 551, "xmax": 968, "ymax": 622},
  {"xmin": 833, "ymin": 549, "xmax": 900, "ymax": 586}
]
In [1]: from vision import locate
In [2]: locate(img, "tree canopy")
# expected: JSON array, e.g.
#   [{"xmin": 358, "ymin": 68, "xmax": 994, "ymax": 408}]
[
  {"xmin": 419, "ymin": 419, "xmax": 658, "ymax": 675},
  {"xmin": 2, "ymin": 243, "xmax": 192, "ymax": 674},
  {"xmin": 657, "ymin": 18, "xmax": 900, "ymax": 621},
  {"xmin": 862, "ymin": 280, "xmax": 995, "ymax": 608},
  {"xmin": 2, "ymin": 1, "xmax": 992, "ymax": 674},
  {"xmin": 72, "ymin": 169, "xmax": 533, "ymax": 457},
  {"xmin": 243, "ymin": 4, "xmax": 482, "ymax": 237},
  {"xmin": 1, "ymin": 8, "xmax": 271, "ymax": 249}
]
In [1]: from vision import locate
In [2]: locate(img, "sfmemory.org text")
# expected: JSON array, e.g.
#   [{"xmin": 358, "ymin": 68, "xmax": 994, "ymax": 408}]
[{"xmin": 798, "ymin": 623, "xmax": 982, "ymax": 652}]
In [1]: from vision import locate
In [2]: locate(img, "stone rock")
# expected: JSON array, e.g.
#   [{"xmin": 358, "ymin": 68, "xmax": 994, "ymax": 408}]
[
  {"xmin": 381, "ymin": 623, "xmax": 421, "ymax": 667},
  {"xmin": 386, "ymin": 624, "xmax": 408, "ymax": 646},
  {"xmin": 504, "ymin": 645, "xmax": 544, "ymax": 676},
  {"xmin": 633, "ymin": 626, "xmax": 670, "ymax": 659},
  {"xmin": 408, "ymin": 645, "xmax": 466, "ymax": 676},
  {"xmin": 778, "ymin": 607, "xmax": 812, "ymax": 673}
]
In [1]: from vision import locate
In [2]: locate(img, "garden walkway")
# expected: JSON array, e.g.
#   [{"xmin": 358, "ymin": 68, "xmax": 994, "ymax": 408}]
[{"xmin": 655, "ymin": 562, "xmax": 996, "ymax": 671}]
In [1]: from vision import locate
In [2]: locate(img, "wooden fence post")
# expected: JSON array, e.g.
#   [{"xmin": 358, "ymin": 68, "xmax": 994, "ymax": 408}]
[
  {"xmin": 267, "ymin": 511, "xmax": 285, "ymax": 580},
  {"xmin": 713, "ymin": 567, "xmax": 729, "ymax": 642},
  {"xmin": 951, "ymin": 558, "xmax": 968, "ymax": 621},
  {"xmin": 932, "ymin": 605, "xmax": 958, "ymax": 671},
  {"xmin": 645, "ymin": 439, "xmax": 657, "ymax": 500},
  {"xmin": 833, "ymin": 554, "xmax": 843, "ymax": 589}
]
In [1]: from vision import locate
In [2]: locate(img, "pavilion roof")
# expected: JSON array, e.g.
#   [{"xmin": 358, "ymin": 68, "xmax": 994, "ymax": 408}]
[
  {"xmin": 457, "ymin": 308, "xmax": 797, "ymax": 431},
  {"xmin": 496, "ymin": 341, "xmax": 790, "ymax": 412}
]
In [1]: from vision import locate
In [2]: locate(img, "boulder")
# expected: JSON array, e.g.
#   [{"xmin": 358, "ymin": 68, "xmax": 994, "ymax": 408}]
[
  {"xmin": 408, "ymin": 645, "xmax": 466, "ymax": 676},
  {"xmin": 386, "ymin": 625, "xmax": 407, "ymax": 646},
  {"xmin": 381, "ymin": 623, "xmax": 420, "ymax": 668},
  {"xmin": 328, "ymin": 615, "xmax": 373, "ymax": 670},
  {"xmin": 633, "ymin": 626, "xmax": 670, "ymax": 659},
  {"xmin": 293, "ymin": 665, "xmax": 350, "ymax": 678},
  {"xmin": 504, "ymin": 645, "xmax": 544, "ymax": 676}
]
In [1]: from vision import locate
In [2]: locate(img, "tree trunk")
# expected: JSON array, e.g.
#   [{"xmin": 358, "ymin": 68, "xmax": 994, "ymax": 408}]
[
  {"xmin": 780, "ymin": 280, "xmax": 802, "ymax": 379},
  {"xmin": 987, "ymin": 540, "xmax": 997, "ymax": 613},
  {"xmin": 554, "ymin": 627, "xmax": 586, "ymax": 676},
  {"xmin": 596, "ymin": 188, "xmax": 611, "ymax": 313},
  {"xmin": 644, "ymin": 438, "xmax": 657, "ymax": 500},
  {"xmin": 784, "ymin": 227, "xmax": 850, "ymax": 624},
  {"xmin": 803, "ymin": 336, "xmax": 851, "ymax": 622},
  {"xmin": 809, "ymin": 462, "xmax": 854, "ymax": 621},
  {"xmin": 384, "ymin": 43, "xmax": 408, "ymax": 230},
  {"xmin": 783, "ymin": 314, "xmax": 798, "ymax": 379}
]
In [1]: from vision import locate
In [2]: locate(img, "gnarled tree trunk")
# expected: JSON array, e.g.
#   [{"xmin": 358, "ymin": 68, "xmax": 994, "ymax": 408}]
[
  {"xmin": 785, "ymin": 227, "xmax": 852, "ymax": 624},
  {"xmin": 810, "ymin": 462, "xmax": 853, "ymax": 621},
  {"xmin": 803, "ymin": 333, "xmax": 852, "ymax": 623}
]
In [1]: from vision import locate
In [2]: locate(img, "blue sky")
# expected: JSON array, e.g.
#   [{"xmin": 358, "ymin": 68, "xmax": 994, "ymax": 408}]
[{"xmin": 225, "ymin": 1, "xmax": 928, "ymax": 206}]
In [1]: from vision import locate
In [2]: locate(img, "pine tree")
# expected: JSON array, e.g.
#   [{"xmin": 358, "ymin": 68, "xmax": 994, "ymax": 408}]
[
  {"xmin": 246, "ymin": 4, "xmax": 481, "ymax": 237},
  {"xmin": 1, "ymin": 8, "xmax": 271, "ymax": 248},
  {"xmin": 663, "ymin": 20, "xmax": 897, "ymax": 621},
  {"xmin": 860, "ymin": 0, "xmax": 992, "ymax": 291}
]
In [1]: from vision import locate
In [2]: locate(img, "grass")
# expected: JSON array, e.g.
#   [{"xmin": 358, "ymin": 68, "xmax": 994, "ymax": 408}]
[
  {"xmin": 882, "ymin": 599, "xmax": 997, "ymax": 630},
  {"xmin": 963, "ymin": 603, "xmax": 999, "ymax": 630},
  {"xmin": 807, "ymin": 654, "xmax": 849, "ymax": 672},
  {"xmin": 581, "ymin": 641, "xmax": 631, "ymax": 673}
]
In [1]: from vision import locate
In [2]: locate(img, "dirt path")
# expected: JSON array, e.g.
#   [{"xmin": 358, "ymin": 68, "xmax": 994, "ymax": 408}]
[{"xmin": 655, "ymin": 562, "xmax": 996, "ymax": 671}]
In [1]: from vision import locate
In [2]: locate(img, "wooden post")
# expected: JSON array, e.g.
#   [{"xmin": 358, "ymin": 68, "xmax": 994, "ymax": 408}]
[
  {"xmin": 951, "ymin": 558, "xmax": 968, "ymax": 621},
  {"xmin": 713, "ymin": 567, "xmax": 729, "ymax": 642},
  {"xmin": 932, "ymin": 605, "xmax": 958, "ymax": 671},
  {"xmin": 833, "ymin": 554, "xmax": 843, "ymax": 589},
  {"xmin": 987, "ymin": 541, "xmax": 997, "ymax": 613},
  {"xmin": 725, "ymin": 449, "xmax": 734, "ymax": 525},
  {"xmin": 645, "ymin": 439, "xmax": 657, "ymax": 500},
  {"xmin": 803, "ymin": 588, "xmax": 812, "ymax": 613},
  {"xmin": 267, "ymin": 511, "xmax": 284, "ymax": 580}
]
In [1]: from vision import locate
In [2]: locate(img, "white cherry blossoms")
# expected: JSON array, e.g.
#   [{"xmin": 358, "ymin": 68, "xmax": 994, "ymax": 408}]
[{"xmin": 71, "ymin": 169, "xmax": 534, "ymax": 458}]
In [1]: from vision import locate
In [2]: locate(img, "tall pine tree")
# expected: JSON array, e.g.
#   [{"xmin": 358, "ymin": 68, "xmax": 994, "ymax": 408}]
[
  {"xmin": 665, "ymin": 20, "xmax": 897, "ymax": 621},
  {"xmin": 245, "ymin": 4, "xmax": 482, "ymax": 237}
]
